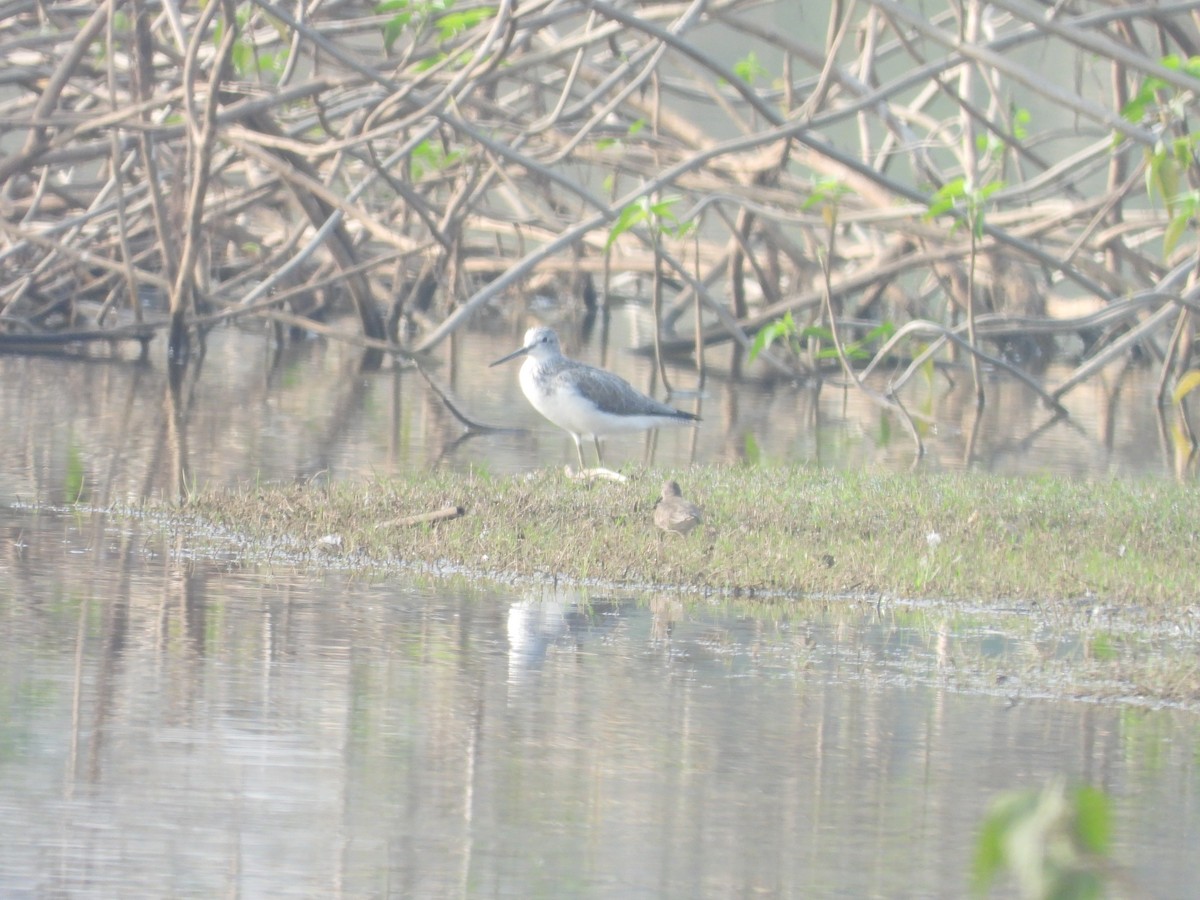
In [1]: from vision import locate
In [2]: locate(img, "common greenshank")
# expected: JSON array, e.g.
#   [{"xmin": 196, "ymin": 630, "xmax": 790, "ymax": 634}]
[
  {"xmin": 653, "ymin": 480, "xmax": 703, "ymax": 536},
  {"xmin": 490, "ymin": 326, "xmax": 699, "ymax": 470}
]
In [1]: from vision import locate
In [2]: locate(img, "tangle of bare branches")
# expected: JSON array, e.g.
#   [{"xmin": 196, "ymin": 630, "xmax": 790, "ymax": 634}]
[{"xmin": 0, "ymin": 0, "xmax": 1197, "ymax": 409}]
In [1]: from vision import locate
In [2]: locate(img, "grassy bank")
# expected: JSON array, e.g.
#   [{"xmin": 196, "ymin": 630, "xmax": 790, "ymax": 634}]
[{"xmin": 179, "ymin": 466, "xmax": 1198, "ymax": 609}]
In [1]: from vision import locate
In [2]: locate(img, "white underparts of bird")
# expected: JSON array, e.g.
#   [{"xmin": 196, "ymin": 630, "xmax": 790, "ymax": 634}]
[{"xmin": 491, "ymin": 326, "xmax": 699, "ymax": 471}]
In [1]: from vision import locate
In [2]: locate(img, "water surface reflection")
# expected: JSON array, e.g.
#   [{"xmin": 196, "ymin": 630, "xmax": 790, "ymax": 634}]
[
  {"xmin": 0, "ymin": 316, "xmax": 1189, "ymax": 510},
  {"xmin": 1, "ymin": 510, "xmax": 1196, "ymax": 898}
]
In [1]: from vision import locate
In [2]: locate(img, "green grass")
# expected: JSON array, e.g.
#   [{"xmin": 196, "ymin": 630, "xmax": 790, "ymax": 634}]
[{"xmin": 169, "ymin": 465, "xmax": 1198, "ymax": 608}]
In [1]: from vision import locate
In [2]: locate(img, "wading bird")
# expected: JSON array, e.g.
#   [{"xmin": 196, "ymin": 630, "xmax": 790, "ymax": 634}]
[{"xmin": 491, "ymin": 326, "xmax": 699, "ymax": 470}]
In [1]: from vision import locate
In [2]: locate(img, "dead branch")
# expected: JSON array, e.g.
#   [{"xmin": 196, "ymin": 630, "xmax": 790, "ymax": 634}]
[{"xmin": 0, "ymin": 0, "xmax": 1194, "ymax": 414}]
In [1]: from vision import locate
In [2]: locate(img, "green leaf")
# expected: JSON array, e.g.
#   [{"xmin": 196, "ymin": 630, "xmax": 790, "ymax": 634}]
[
  {"xmin": 1172, "ymin": 369, "xmax": 1200, "ymax": 404},
  {"xmin": 747, "ymin": 322, "xmax": 781, "ymax": 362},
  {"xmin": 803, "ymin": 177, "xmax": 853, "ymax": 211},
  {"xmin": 606, "ymin": 198, "xmax": 650, "ymax": 249},
  {"xmin": 415, "ymin": 52, "xmax": 447, "ymax": 72},
  {"xmin": 1120, "ymin": 77, "xmax": 1165, "ymax": 122},
  {"xmin": 748, "ymin": 312, "xmax": 797, "ymax": 362},
  {"xmin": 1012, "ymin": 107, "xmax": 1031, "ymax": 140},
  {"xmin": 971, "ymin": 790, "xmax": 1038, "ymax": 896},
  {"xmin": 436, "ymin": 6, "xmax": 495, "ymax": 40},
  {"xmin": 410, "ymin": 138, "xmax": 462, "ymax": 181},
  {"xmin": 798, "ymin": 324, "xmax": 835, "ymax": 344},
  {"xmin": 381, "ymin": 11, "xmax": 413, "ymax": 50},
  {"xmin": 747, "ymin": 329, "xmax": 772, "ymax": 362},
  {"xmin": 926, "ymin": 179, "xmax": 1003, "ymax": 237},
  {"xmin": 972, "ymin": 210, "xmax": 987, "ymax": 241},
  {"xmin": 1072, "ymin": 786, "xmax": 1112, "ymax": 855},
  {"xmin": 976, "ymin": 180, "xmax": 1005, "ymax": 201},
  {"xmin": 732, "ymin": 50, "xmax": 768, "ymax": 85},
  {"xmin": 925, "ymin": 177, "xmax": 967, "ymax": 220},
  {"xmin": 648, "ymin": 195, "xmax": 681, "ymax": 224},
  {"xmin": 598, "ymin": 120, "xmax": 644, "ymax": 152},
  {"xmin": 1120, "ymin": 54, "xmax": 1200, "ymax": 126},
  {"xmin": 1147, "ymin": 143, "xmax": 1182, "ymax": 212},
  {"xmin": 863, "ymin": 321, "xmax": 897, "ymax": 343},
  {"xmin": 1163, "ymin": 211, "xmax": 1191, "ymax": 257},
  {"xmin": 231, "ymin": 39, "xmax": 253, "ymax": 76},
  {"xmin": 972, "ymin": 782, "xmax": 1113, "ymax": 899},
  {"xmin": 976, "ymin": 132, "xmax": 1005, "ymax": 155},
  {"xmin": 972, "ymin": 809, "xmax": 1008, "ymax": 895},
  {"xmin": 605, "ymin": 195, "xmax": 691, "ymax": 246}
]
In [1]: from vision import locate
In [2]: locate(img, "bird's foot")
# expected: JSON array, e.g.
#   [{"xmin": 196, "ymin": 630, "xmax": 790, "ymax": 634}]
[{"xmin": 564, "ymin": 465, "xmax": 627, "ymax": 483}]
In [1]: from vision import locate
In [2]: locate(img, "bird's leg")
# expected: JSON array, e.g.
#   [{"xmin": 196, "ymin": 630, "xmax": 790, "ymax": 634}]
[
  {"xmin": 593, "ymin": 436, "xmax": 604, "ymax": 468},
  {"xmin": 572, "ymin": 434, "xmax": 587, "ymax": 471}
]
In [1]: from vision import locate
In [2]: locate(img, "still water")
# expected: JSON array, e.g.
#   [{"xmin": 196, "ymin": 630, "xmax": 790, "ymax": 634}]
[
  {"xmin": 1, "ymin": 322, "xmax": 1198, "ymax": 897},
  {"xmin": 0, "ymin": 314, "xmax": 1187, "ymax": 512},
  {"xmin": 1, "ymin": 508, "xmax": 1198, "ymax": 898}
]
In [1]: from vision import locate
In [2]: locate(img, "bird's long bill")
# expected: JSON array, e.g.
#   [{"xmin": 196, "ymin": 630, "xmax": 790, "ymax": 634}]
[{"xmin": 489, "ymin": 342, "xmax": 532, "ymax": 367}]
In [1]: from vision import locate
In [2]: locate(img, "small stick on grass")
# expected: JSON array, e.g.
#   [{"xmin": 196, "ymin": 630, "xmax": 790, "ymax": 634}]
[{"xmin": 376, "ymin": 506, "xmax": 465, "ymax": 529}]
